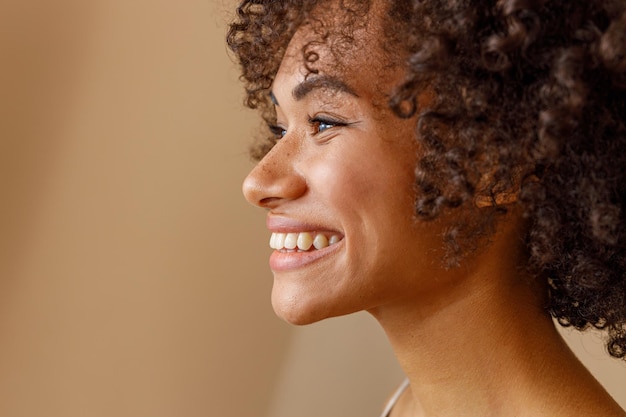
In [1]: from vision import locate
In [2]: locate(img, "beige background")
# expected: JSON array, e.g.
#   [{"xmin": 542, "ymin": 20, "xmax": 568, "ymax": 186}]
[{"xmin": 0, "ymin": 1, "xmax": 623, "ymax": 416}]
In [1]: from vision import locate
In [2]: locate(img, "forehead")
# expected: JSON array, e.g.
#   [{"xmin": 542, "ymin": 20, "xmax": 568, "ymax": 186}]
[{"xmin": 274, "ymin": 0, "xmax": 397, "ymax": 101}]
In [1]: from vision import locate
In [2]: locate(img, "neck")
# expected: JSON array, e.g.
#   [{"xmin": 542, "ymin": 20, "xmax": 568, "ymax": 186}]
[{"xmin": 369, "ymin": 213, "xmax": 623, "ymax": 417}]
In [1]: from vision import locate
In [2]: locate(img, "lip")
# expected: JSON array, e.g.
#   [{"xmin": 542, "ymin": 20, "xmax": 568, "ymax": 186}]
[
  {"xmin": 266, "ymin": 215, "xmax": 344, "ymax": 271},
  {"xmin": 266, "ymin": 215, "xmax": 342, "ymax": 235}
]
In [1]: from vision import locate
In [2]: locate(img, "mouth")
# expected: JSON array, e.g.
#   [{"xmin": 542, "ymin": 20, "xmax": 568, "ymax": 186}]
[
  {"xmin": 269, "ymin": 231, "xmax": 343, "ymax": 252},
  {"xmin": 268, "ymin": 231, "xmax": 344, "ymax": 272}
]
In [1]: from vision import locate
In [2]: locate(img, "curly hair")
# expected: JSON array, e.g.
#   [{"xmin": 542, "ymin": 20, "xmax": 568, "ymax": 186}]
[{"xmin": 227, "ymin": 0, "xmax": 626, "ymax": 360}]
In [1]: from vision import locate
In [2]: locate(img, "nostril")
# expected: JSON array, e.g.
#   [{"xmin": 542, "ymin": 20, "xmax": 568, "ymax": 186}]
[{"xmin": 259, "ymin": 197, "xmax": 281, "ymax": 207}]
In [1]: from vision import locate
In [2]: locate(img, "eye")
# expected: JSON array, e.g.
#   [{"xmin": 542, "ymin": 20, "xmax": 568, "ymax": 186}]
[
  {"xmin": 268, "ymin": 124, "xmax": 287, "ymax": 140},
  {"xmin": 309, "ymin": 116, "xmax": 347, "ymax": 135}
]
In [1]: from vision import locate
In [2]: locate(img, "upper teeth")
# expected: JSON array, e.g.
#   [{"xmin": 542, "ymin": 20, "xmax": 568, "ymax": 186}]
[{"xmin": 270, "ymin": 232, "xmax": 341, "ymax": 251}]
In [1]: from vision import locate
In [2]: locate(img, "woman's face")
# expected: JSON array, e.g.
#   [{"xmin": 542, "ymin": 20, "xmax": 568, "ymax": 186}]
[{"xmin": 243, "ymin": 6, "xmax": 456, "ymax": 324}]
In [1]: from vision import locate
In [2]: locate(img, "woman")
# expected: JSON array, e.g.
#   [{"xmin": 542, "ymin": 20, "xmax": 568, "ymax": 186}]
[{"xmin": 228, "ymin": 0, "xmax": 626, "ymax": 416}]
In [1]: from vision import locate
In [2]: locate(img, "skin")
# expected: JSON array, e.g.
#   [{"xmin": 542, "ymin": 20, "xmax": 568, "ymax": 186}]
[{"xmin": 242, "ymin": 1, "xmax": 626, "ymax": 416}]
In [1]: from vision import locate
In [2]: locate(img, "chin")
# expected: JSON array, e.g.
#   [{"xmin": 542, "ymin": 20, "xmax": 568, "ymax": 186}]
[
  {"xmin": 272, "ymin": 299, "xmax": 323, "ymax": 326},
  {"xmin": 277, "ymin": 311, "xmax": 320, "ymax": 326},
  {"xmin": 271, "ymin": 290, "xmax": 334, "ymax": 326},
  {"xmin": 271, "ymin": 289, "xmax": 363, "ymax": 326}
]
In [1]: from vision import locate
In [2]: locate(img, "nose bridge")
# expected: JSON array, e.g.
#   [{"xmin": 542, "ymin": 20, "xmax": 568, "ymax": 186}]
[{"xmin": 242, "ymin": 135, "xmax": 307, "ymax": 208}]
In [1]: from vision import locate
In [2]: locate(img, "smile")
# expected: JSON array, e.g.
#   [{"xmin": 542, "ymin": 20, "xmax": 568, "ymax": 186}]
[{"xmin": 269, "ymin": 232, "xmax": 343, "ymax": 252}]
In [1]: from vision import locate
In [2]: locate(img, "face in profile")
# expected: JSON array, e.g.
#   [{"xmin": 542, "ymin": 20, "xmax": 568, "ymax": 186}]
[
  {"xmin": 243, "ymin": 4, "xmax": 461, "ymax": 325},
  {"xmin": 232, "ymin": 1, "xmax": 626, "ymax": 413}
]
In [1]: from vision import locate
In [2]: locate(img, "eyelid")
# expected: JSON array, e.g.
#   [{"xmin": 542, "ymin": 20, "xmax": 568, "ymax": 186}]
[{"xmin": 309, "ymin": 113, "xmax": 348, "ymax": 124}]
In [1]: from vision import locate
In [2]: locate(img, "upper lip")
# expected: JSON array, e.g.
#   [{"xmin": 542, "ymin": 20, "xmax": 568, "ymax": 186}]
[{"xmin": 267, "ymin": 215, "xmax": 343, "ymax": 235}]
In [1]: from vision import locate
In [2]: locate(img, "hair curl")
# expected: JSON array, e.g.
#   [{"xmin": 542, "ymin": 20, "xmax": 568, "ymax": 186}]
[{"xmin": 227, "ymin": 0, "xmax": 626, "ymax": 360}]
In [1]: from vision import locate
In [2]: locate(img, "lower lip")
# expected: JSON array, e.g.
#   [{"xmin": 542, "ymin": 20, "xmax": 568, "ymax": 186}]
[{"xmin": 269, "ymin": 240, "xmax": 343, "ymax": 272}]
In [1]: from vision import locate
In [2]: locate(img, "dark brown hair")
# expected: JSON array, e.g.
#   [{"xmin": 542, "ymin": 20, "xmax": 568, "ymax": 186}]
[{"xmin": 227, "ymin": 0, "xmax": 626, "ymax": 360}]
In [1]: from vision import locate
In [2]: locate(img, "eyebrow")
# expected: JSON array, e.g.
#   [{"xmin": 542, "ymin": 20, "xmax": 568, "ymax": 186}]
[{"xmin": 270, "ymin": 75, "xmax": 358, "ymax": 106}]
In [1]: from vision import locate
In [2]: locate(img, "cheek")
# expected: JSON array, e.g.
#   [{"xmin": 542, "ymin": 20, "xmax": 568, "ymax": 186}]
[
  {"xmin": 308, "ymin": 148, "xmax": 417, "ymax": 231},
  {"xmin": 305, "ymin": 148, "xmax": 371, "ymax": 205}
]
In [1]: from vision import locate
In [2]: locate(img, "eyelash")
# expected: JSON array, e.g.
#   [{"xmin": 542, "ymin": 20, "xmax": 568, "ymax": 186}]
[
  {"xmin": 309, "ymin": 116, "xmax": 347, "ymax": 135},
  {"xmin": 268, "ymin": 124, "xmax": 287, "ymax": 140},
  {"xmin": 268, "ymin": 116, "xmax": 347, "ymax": 140}
]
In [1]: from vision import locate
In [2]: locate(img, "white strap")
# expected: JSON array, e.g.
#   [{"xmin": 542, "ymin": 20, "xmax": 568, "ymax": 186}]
[{"xmin": 379, "ymin": 378, "xmax": 410, "ymax": 417}]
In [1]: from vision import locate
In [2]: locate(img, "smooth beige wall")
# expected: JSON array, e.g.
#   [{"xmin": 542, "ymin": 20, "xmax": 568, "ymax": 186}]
[
  {"xmin": 0, "ymin": 1, "xmax": 291, "ymax": 416},
  {"xmin": 560, "ymin": 327, "xmax": 626, "ymax": 406},
  {"xmin": 0, "ymin": 1, "xmax": 624, "ymax": 417}
]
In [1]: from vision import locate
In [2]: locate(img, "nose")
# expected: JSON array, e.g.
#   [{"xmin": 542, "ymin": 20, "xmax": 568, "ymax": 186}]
[{"xmin": 242, "ymin": 138, "xmax": 307, "ymax": 209}]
